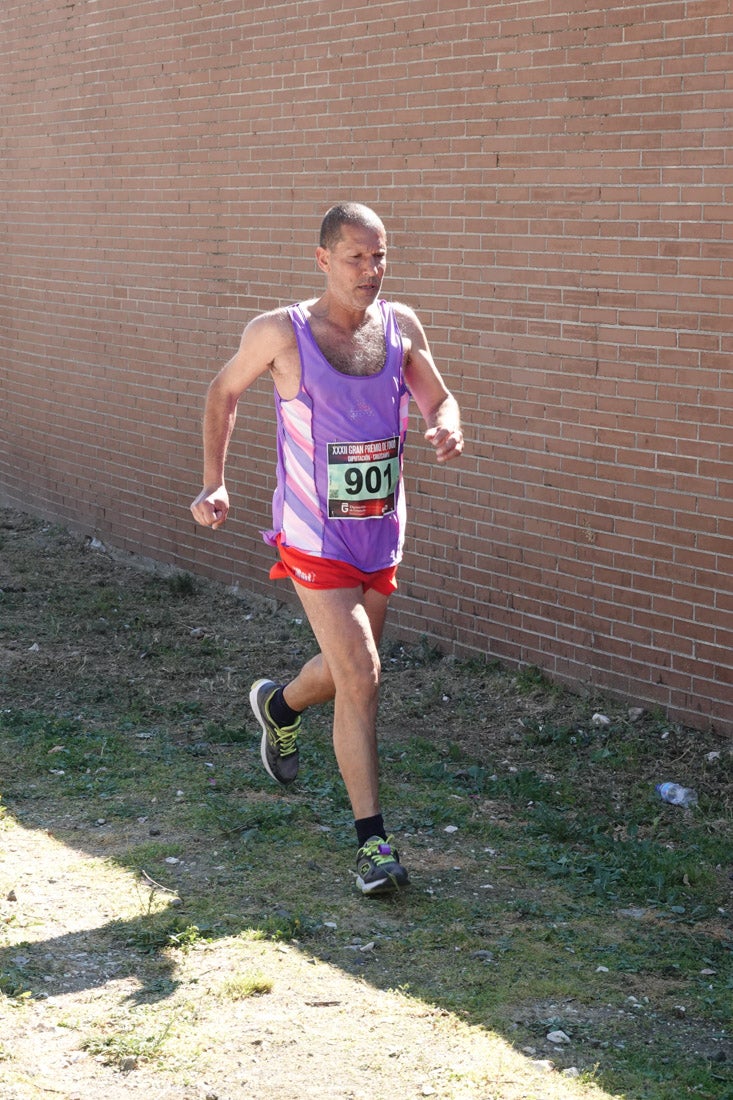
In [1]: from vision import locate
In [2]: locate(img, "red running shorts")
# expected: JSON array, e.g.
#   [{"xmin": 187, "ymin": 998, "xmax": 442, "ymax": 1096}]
[{"xmin": 270, "ymin": 539, "xmax": 398, "ymax": 595}]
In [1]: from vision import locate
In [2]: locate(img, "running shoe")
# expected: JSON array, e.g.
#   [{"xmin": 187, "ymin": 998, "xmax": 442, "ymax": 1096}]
[
  {"xmin": 249, "ymin": 678, "xmax": 300, "ymax": 785},
  {"xmin": 355, "ymin": 835, "xmax": 409, "ymax": 896}
]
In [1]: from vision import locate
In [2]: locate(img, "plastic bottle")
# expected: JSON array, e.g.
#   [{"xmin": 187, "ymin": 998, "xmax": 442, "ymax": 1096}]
[{"xmin": 656, "ymin": 782, "xmax": 698, "ymax": 808}]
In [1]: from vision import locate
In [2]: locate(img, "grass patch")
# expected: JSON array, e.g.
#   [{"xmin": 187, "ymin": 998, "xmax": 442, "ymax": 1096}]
[
  {"xmin": 217, "ymin": 972, "xmax": 273, "ymax": 1000},
  {"xmin": 82, "ymin": 1016, "xmax": 175, "ymax": 1068}
]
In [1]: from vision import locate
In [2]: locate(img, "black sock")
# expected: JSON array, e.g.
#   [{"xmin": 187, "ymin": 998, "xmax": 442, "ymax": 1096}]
[
  {"xmin": 355, "ymin": 814, "xmax": 386, "ymax": 847},
  {"xmin": 268, "ymin": 687, "xmax": 301, "ymax": 727}
]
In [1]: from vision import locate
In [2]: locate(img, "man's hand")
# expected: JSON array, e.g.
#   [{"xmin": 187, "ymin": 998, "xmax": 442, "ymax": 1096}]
[
  {"xmin": 425, "ymin": 425, "xmax": 464, "ymax": 464},
  {"xmin": 190, "ymin": 485, "xmax": 230, "ymax": 530}
]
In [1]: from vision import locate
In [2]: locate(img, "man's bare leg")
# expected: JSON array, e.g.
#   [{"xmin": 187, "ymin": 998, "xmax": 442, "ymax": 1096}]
[
  {"xmin": 286, "ymin": 583, "xmax": 389, "ymax": 819},
  {"xmin": 252, "ymin": 582, "xmax": 407, "ymax": 893}
]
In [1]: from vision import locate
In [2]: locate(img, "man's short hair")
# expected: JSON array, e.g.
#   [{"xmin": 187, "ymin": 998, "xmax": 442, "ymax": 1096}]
[{"xmin": 319, "ymin": 203, "xmax": 385, "ymax": 250}]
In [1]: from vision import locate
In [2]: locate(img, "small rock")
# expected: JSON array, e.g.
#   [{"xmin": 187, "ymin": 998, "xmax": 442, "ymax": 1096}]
[
  {"xmin": 444, "ymin": 825, "xmax": 459, "ymax": 833},
  {"xmin": 6, "ymin": 890, "xmax": 17, "ymax": 902},
  {"xmin": 120, "ymin": 1055, "xmax": 137, "ymax": 1072},
  {"xmin": 563, "ymin": 1067, "xmax": 581, "ymax": 1078},
  {"xmin": 628, "ymin": 707, "xmax": 645, "ymax": 722},
  {"xmin": 531, "ymin": 1059, "xmax": 555, "ymax": 1073},
  {"xmin": 592, "ymin": 712, "xmax": 610, "ymax": 727},
  {"xmin": 547, "ymin": 1030, "xmax": 571, "ymax": 1044}
]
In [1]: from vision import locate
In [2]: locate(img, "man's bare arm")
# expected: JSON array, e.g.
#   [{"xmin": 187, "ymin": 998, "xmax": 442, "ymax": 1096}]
[
  {"xmin": 190, "ymin": 310, "xmax": 293, "ymax": 528},
  {"xmin": 397, "ymin": 304, "xmax": 464, "ymax": 464}
]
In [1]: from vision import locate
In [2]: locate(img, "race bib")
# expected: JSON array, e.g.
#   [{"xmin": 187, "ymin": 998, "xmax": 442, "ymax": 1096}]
[{"xmin": 327, "ymin": 436, "xmax": 400, "ymax": 519}]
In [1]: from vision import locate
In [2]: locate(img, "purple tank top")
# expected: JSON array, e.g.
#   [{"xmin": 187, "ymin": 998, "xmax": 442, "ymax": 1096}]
[{"xmin": 263, "ymin": 300, "xmax": 410, "ymax": 571}]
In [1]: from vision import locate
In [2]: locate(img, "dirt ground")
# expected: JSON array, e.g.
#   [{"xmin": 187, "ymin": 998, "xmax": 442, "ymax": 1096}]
[
  {"xmin": 2, "ymin": 820, "xmax": 614, "ymax": 1100},
  {"xmin": 0, "ymin": 510, "xmax": 729, "ymax": 1100}
]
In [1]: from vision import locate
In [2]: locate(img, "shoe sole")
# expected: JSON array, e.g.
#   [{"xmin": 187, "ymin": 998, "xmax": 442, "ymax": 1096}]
[{"xmin": 249, "ymin": 679, "xmax": 281, "ymax": 785}]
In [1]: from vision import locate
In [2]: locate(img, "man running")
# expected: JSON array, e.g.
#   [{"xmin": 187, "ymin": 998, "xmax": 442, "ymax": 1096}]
[{"xmin": 191, "ymin": 202, "xmax": 463, "ymax": 894}]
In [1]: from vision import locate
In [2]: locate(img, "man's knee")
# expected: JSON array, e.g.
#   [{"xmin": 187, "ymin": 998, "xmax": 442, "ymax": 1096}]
[{"xmin": 338, "ymin": 652, "xmax": 381, "ymax": 703}]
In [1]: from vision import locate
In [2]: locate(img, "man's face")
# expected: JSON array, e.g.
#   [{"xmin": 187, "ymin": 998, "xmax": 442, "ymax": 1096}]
[{"xmin": 317, "ymin": 222, "xmax": 387, "ymax": 311}]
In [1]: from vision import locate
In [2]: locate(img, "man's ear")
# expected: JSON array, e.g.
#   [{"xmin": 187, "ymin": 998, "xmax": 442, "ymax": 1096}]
[{"xmin": 315, "ymin": 246, "xmax": 330, "ymax": 273}]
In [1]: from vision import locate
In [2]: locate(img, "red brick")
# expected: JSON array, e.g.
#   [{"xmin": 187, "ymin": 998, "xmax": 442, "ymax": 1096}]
[{"xmin": 2, "ymin": 0, "xmax": 732, "ymax": 734}]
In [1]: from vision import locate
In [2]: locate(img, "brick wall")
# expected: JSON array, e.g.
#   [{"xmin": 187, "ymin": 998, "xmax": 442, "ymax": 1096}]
[{"xmin": 2, "ymin": 0, "xmax": 731, "ymax": 734}]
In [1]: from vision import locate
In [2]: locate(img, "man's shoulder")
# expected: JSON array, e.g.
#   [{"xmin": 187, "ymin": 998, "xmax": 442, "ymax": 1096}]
[
  {"xmin": 386, "ymin": 300, "xmax": 422, "ymax": 337},
  {"xmin": 250, "ymin": 303, "xmax": 294, "ymax": 327},
  {"xmin": 386, "ymin": 299, "xmax": 418, "ymax": 320},
  {"xmin": 250, "ymin": 299, "xmax": 321, "ymax": 331},
  {"xmin": 244, "ymin": 305, "xmax": 297, "ymax": 346}
]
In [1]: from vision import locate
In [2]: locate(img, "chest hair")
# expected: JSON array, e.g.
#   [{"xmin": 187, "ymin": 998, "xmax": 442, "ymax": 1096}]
[{"xmin": 311, "ymin": 317, "xmax": 387, "ymax": 376}]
